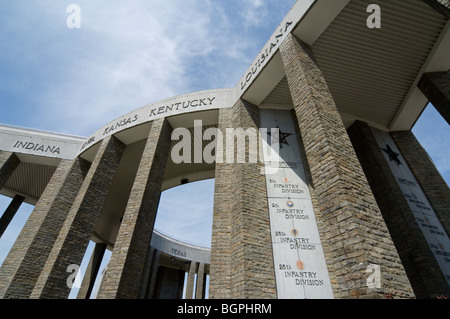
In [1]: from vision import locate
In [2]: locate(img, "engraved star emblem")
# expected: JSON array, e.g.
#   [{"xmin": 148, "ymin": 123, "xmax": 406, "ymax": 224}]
[
  {"xmin": 268, "ymin": 127, "xmax": 292, "ymax": 149},
  {"xmin": 382, "ymin": 144, "xmax": 402, "ymax": 166}
]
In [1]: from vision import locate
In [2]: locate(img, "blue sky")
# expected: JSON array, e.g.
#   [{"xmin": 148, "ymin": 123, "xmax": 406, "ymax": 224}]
[
  {"xmin": 0, "ymin": 0, "xmax": 449, "ymax": 297},
  {"xmin": 0, "ymin": 0, "xmax": 298, "ymax": 297},
  {"xmin": 0, "ymin": 0, "xmax": 296, "ymax": 136},
  {"xmin": 0, "ymin": 0, "xmax": 296, "ymax": 245}
]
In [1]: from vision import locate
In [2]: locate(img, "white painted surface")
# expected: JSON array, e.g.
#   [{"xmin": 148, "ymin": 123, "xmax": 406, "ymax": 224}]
[
  {"xmin": 78, "ymin": 89, "xmax": 231, "ymax": 154},
  {"xmin": 260, "ymin": 109, "xmax": 334, "ymax": 299},
  {"xmin": 371, "ymin": 127, "xmax": 450, "ymax": 286},
  {"xmin": 0, "ymin": 124, "xmax": 84, "ymax": 160}
]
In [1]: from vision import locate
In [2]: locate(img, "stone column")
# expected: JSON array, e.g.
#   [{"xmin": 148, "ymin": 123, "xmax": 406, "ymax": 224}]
[
  {"xmin": 418, "ymin": 72, "xmax": 450, "ymax": 125},
  {"xmin": 30, "ymin": 136, "xmax": 125, "ymax": 299},
  {"xmin": 0, "ymin": 158, "xmax": 90, "ymax": 299},
  {"xmin": 209, "ymin": 99, "xmax": 276, "ymax": 299},
  {"xmin": 141, "ymin": 248, "xmax": 160, "ymax": 299},
  {"xmin": 391, "ymin": 130, "xmax": 450, "ymax": 237},
  {"xmin": 279, "ymin": 34, "xmax": 414, "ymax": 299},
  {"xmin": 97, "ymin": 118, "xmax": 172, "ymax": 299},
  {"xmin": 195, "ymin": 262, "xmax": 206, "ymax": 299},
  {"xmin": 209, "ymin": 108, "xmax": 233, "ymax": 299},
  {"xmin": 0, "ymin": 195, "xmax": 25, "ymax": 238},
  {"xmin": 77, "ymin": 243, "xmax": 107, "ymax": 299},
  {"xmin": 347, "ymin": 121, "xmax": 446, "ymax": 298},
  {"xmin": 0, "ymin": 151, "xmax": 20, "ymax": 189},
  {"xmin": 185, "ymin": 262, "xmax": 197, "ymax": 299},
  {"xmin": 391, "ymin": 130, "xmax": 450, "ymax": 297}
]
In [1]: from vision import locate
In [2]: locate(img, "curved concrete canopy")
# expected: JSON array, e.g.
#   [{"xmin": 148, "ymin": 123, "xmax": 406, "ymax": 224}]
[{"xmin": 151, "ymin": 230, "xmax": 210, "ymax": 265}]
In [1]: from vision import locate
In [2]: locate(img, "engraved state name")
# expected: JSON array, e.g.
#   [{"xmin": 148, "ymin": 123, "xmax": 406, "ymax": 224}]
[{"xmin": 13, "ymin": 140, "xmax": 61, "ymax": 154}]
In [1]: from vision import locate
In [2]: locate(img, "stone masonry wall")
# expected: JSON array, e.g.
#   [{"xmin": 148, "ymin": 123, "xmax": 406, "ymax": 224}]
[
  {"xmin": 30, "ymin": 136, "xmax": 125, "ymax": 299},
  {"xmin": 0, "ymin": 151, "xmax": 20, "ymax": 190},
  {"xmin": 0, "ymin": 195, "xmax": 25, "ymax": 238},
  {"xmin": 209, "ymin": 107, "xmax": 233, "ymax": 299},
  {"xmin": 280, "ymin": 34, "xmax": 414, "ymax": 299},
  {"xmin": 229, "ymin": 99, "xmax": 276, "ymax": 298},
  {"xmin": 209, "ymin": 100, "xmax": 276, "ymax": 299},
  {"xmin": 98, "ymin": 118, "xmax": 172, "ymax": 299},
  {"xmin": 391, "ymin": 130, "xmax": 450, "ymax": 237},
  {"xmin": 418, "ymin": 72, "xmax": 450, "ymax": 125},
  {"xmin": 347, "ymin": 121, "xmax": 448, "ymax": 298},
  {"xmin": 392, "ymin": 130, "xmax": 450, "ymax": 297},
  {"xmin": 0, "ymin": 158, "xmax": 90, "ymax": 298}
]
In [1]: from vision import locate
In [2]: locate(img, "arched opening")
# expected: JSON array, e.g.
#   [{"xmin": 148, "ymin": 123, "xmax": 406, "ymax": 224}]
[
  {"xmin": 67, "ymin": 178, "xmax": 215, "ymax": 299},
  {"xmin": 412, "ymin": 103, "xmax": 450, "ymax": 184},
  {"xmin": 148, "ymin": 178, "xmax": 214, "ymax": 299},
  {"xmin": 155, "ymin": 178, "xmax": 214, "ymax": 249},
  {"xmin": 0, "ymin": 195, "xmax": 34, "ymax": 266}
]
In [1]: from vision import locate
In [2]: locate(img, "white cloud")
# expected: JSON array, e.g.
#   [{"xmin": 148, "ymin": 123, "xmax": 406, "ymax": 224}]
[
  {"xmin": 1, "ymin": 0, "xmax": 297, "ymax": 136},
  {"xmin": 239, "ymin": 0, "xmax": 269, "ymax": 28},
  {"xmin": 155, "ymin": 179, "xmax": 214, "ymax": 247},
  {"xmin": 36, "ymin": 1, "xmax": 213, "ymax": 135}
]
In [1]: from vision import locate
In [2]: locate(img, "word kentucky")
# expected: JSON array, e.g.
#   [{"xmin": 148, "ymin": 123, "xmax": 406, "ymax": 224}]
[{"xmin": 149, "ymin": 97, "xmax": 216, "ymax": 118}]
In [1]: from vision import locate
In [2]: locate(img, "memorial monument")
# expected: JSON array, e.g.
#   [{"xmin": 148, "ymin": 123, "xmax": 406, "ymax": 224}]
[{"xmin": 0, "ymin": 0, "xmax": 449, "ymax": 299}]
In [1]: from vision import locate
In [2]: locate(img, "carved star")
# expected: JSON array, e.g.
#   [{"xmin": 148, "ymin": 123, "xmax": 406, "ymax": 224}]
[
  {"xmin": 382, "ymin": 144, "xmax": 402, "ymax": 166},
  {"xmin": 268, "ymin": 127, "xmax": 292, "ymax": 149}
]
